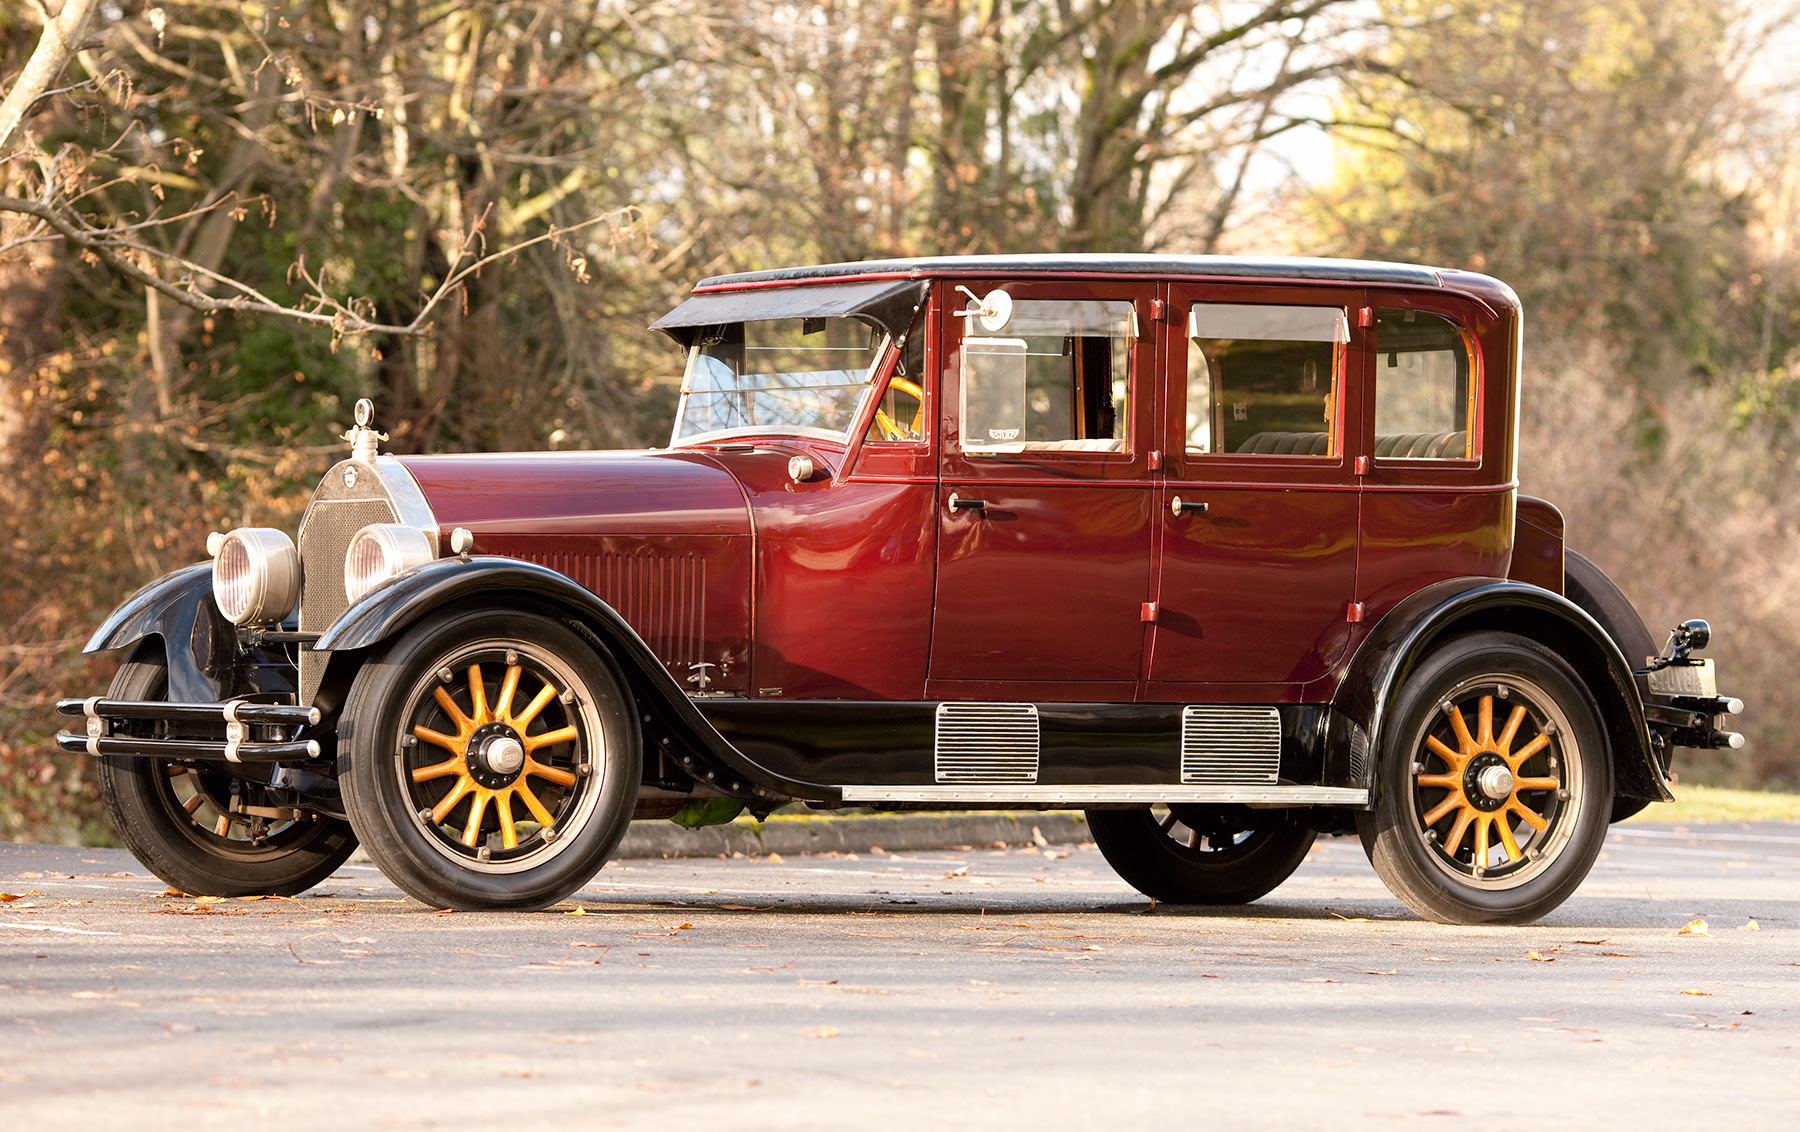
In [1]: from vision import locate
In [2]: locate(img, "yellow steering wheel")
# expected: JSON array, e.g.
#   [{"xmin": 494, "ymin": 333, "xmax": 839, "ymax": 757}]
[{"xmin": 875, "ymin": 377, "xmax": 925, "ymax": 441}]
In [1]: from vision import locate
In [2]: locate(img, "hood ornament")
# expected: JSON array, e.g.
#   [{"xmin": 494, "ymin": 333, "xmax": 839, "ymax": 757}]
[{"xmin": 343, "ymin": 397, "xmax": 388, "ymax": 464}]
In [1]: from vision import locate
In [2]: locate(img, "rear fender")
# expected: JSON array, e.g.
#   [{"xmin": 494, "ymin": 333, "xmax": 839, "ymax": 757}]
[
  {"xmin": 315, "ymin": 556, "xmax": 827, "ymax": 806},
  {"xmin": 1329, "ymin": 578, "xmax": 1669, "ymax": 808},
  {"xmin": 82, "ymin": 563, "xmax": 232, "ymax": 703}
]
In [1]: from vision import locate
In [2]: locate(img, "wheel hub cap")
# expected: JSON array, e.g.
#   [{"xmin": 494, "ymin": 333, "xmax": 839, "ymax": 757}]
[{"xmin": 1477, "ymin": 764, "xmax": 1515, "ymax": 801}]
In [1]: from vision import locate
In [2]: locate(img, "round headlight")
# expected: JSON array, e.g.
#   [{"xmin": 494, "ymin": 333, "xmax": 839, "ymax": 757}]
[
  {"xmin": 212, "ymin": 528, "xmax": 300, "ymax": 626},
  {"xmin": 345, "ymin": 524, "xmax": 437, "ymax": 605}
]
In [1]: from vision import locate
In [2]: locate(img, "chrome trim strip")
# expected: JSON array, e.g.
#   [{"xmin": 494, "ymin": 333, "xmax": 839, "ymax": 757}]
[{"xmin": 838, "ymin": 785, "xmax": 1371, "ymax": 805}]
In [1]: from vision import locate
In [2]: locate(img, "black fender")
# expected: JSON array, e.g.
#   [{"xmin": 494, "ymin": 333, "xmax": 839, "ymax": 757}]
[
  {"xmin": 82, "ymin": 563, "xmax": 234, "ymax": 703},
  {"xmin": 1329, "ymin": 578, "xmax": 1670, "ymax": 809},
  {"xmin": 315, "ymin": 556, "xmax": 832, "ymax": 806}
]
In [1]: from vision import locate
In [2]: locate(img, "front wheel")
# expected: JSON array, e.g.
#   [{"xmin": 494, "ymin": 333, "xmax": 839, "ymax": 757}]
[
  {"xmin": 1087, "ymin": 805, "xmax": 1316, "ymax": 904},
  {"xmin": 340, "ymin": 609, "xmax": 641, "ymax": 911},
  {"xmin": 96, "ymin": 652, "xmax": 357, "ymax": 896},
  {"xmin": 1357, "ymin": 631, "xmax": 1613, "ymax": 925}
]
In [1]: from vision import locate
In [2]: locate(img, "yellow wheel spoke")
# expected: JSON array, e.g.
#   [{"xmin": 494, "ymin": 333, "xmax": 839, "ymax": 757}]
[
  {"xmin": 466, "ymin": 664, "xmax": 489, "ymax": 724},
  {"xmin": 1422, "ymin": 793, "xmax": 1464, "ymax": 826},
  {"xmin": 433, "ymin": 687, "xmax": 474, "ymax": 732},
  {"xmin": 410, "ymin": 757, "xmax": 464, "ymax": 783},
  {"xmin": 461, "ymin": 790, "xmax": 492, "ymax": 847},
  {"xmin": 1514, "ymin": 775, "xmax": 1560, "ymax": 791},
  {"xmin": 1445, "ymin": 703, "xmax": 1476, "ymax": 754},
  {"xmin": 525, "ymin": 758, "xmax": 577, "ymax": 787},
  {"xmin": 1495, "ymin": 816, "xmax": 1523, "ymax": 862},
  {"xmin": 514, "ymin": 684, "xmax": 558, "ymax": 729},
  {"xmin": 496, "ymin": 793, "xmax": 519, "ymax": 850},
  {"xmin": 516, "ymin": 781, "xmax": 556, "ymax": 827},
  {"xmin": 1508, "ymin": 801, "xmax": 1550, "ymax": 831},
  {"xmin": 183, "ymin": 792, "xmax": 205, "ymax": 815},
  {"xmin": 495, "ymin": 665, "xmax": 522, "ymax": 722},
  {"xmin": 1416, "ymin": 772, "xmax": 1460, "ymax": 789},
  {"xmin": 1443, "ymin": 808, "xmax": 1475, "ymax": 856},
  {"xmin": 1476, "ymin": 695, "xmax": 1494, "ymax": 747},
  {"xmin": 413, "ymin": 726, "xmax": 465, "ymax": 754},
  {"xmin": 1507, "ymin": 733, "xmax": 1551, "ymax": 768},
  {"xmin": 1497, "ymin": 705, "xmax": 1527, "ymax": 755},
  {"xmin": 1425, "ymin": 735, "xmax": 1467, "ymax": 770},
  {"xmin": 1473, "ymin": 813, "xmax": 1491, "ymax": 867},
  {"xmin": 431, "ymin": 777, "xmax": 474, "ymax": 825},
  {"xmin": 523, "ymin": 725, "xmax": 578, "ymax": 753},
  {"xmin": 214, "ymin": 814, "xmax": 232, "ymax": 837}
]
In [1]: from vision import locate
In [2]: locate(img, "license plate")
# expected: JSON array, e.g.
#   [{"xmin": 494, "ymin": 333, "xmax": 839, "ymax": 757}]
[{"xmin": 1647, "ymin": 658, "xmax": 1716, "ymax": 698}]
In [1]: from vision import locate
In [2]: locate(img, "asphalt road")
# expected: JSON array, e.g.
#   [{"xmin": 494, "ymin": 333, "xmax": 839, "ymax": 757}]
[{"xmin": 3, "ymin": 822, "xmax": 1796, "ymax": 1129}]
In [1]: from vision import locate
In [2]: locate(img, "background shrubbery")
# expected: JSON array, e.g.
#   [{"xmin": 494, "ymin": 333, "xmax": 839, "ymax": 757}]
[{"xmin": 3, "ymin": 0, "xmax": 1798, "ymax": 842}]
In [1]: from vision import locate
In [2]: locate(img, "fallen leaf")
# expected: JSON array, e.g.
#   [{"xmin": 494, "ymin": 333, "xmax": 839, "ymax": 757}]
[
  {"xmin": 191, "ymin": 896, "xmax": 225, "ymax": 905},
  {"xmin": 1331, "ymin": 914, "xmax": 1374, "ymax": 923},
  {"xmin": 1600, "ymin": 952, "xmax": 1636, "ymax": 958},
  {"xmin": 944, "ymin": 865, "xmax": 969, "ymax": 878},
  {"xmin": 766, "ymin": 852, "xmax": 784, "ymax": 864},
  {"xmin": 157, "ymin": 888, "xmax": 188, "ymax": 898},
  {"xmin": 1575, "ymin": 939, "xmax": 1608, "ymax": 945},
  {"xmin": 1676, "ymin": 918, "xmax": 1709, "ymax": 936},
  {"xmin": 566, "ymin": 906, "xmax": 586, "ymax": 916},
  {"xmin": 1681, "ymin": 989, "xmax": 1713, "ymax": 996},
  {"xmin": 802, "ymin": 1026, "xmax": 838, "ymax": 1039},
  {"xmin": 1031, "ymin": 826, "xmax": 1049, "ymax": 848},
  {"xmin": 1739, "ymin": 919, "xmax": 1760, "ymax": 931},
  {"xmin": 1304, "ymin": 977, "xmax": 1340, "ymax": 983},
  {"xmin": 1527, "ymin": 951, "xmax": 1554, "ymax": 962}
]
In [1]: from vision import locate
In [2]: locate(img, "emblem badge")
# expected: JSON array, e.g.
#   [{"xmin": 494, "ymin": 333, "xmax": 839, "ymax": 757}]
[{"xmin": 343, "ymin": 466, "xmax": 358, "ymax": 488}]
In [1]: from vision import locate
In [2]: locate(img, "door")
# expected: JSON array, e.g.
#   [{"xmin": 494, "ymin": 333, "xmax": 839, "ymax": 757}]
[
  {"xmin": 928, "ymin": 278, "xmax": 1157, "ymax": 693},
  {"xmin": 1147, "ymin": 284, "xmax": 1365, "ymax": 691}
]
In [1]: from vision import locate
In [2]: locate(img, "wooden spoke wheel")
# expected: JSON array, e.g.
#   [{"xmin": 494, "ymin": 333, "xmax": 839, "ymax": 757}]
[
  {"xmin": 1087, "ymin": 804, "xmax": 1315, "ymax": 905},
  {"xmin": 1359, "ymin": 631, "xmax": 1612, "ymax": 924},
  {"xmin": 96, "ymin": 651, "xmax": 356, "ymax": 897},
  {"xmin": 341, "ymin": 609, "xmax": 639, "ymax": 910}
]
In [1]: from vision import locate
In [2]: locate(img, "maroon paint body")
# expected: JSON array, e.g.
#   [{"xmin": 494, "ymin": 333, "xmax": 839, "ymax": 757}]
[{"xmin": 390, "ymin": 260, "xmax": 1538, "ymax": 710}]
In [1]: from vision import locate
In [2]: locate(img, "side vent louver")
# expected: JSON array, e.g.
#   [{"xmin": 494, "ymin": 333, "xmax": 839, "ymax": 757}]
[
  {"xmin": 1180, "ymin": 706, "xmax": 1282, "ymax": 785},
  {"xmin": 934, "ymin": 702, "xmax": 1039, "ymax": 783}
]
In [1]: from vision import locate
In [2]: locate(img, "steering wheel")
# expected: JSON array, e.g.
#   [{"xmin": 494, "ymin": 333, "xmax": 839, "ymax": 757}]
[{"xmin": 875, "ymin": 377, "xmax": 925, "ymax": 441}]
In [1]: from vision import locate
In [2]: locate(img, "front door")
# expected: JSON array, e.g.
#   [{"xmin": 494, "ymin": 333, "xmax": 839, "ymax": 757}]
[
  {"xmin": 1147, "ymin": 284, "xmax": 1365, "ymax": 693},
  {"xmin": 928, "ymin": 278, "xmax": 1157, "ymax": 695}
]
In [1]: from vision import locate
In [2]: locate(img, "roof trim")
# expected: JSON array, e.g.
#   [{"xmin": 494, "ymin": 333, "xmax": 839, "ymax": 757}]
[
  {"xmin": 692, "ymin": 254, "xmax": 1451, "ymax": 290},
  {"xmin": 649, "ymin": 278, "xmax": 928, "ymax": 346}
]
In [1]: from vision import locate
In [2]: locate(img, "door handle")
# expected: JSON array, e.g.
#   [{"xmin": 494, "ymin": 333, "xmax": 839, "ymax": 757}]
[
  {"xmin": 948, "ymin": 493, "xmax": 987, "ymax": 513},
  {"xmin": 1171, "ymin": 495, "xmax": 1208, "ymax": 516}
]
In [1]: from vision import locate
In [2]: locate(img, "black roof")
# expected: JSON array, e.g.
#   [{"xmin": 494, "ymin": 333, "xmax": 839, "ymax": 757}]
[{"xmin": 693, "ymin": 253, "xmax": 1453, "ymax": 291}]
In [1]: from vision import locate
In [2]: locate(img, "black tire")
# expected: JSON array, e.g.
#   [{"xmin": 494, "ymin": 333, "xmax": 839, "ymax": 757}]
[
  {"xmin": 1086, "ymin": 805, "xmax": 1316, "ymax": 904},
  {"xmin": 96, "ymin": 651, "xmax": 358, "ymax": 897},
  {"xmin": 339, "ymin": 609, "xmax": 640, "ymax": 911},
  {"xmin": 1564, "ymin": 549, "xmax": 1660, "ymax": 821},
  {"xmin": 1356, "ymin": 631, "xmax": 1613, "ymax": 925}
]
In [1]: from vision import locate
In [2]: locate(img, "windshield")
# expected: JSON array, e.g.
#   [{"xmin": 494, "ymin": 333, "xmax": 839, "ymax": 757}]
[{"xmin": 672, "ymin": 317, "xmax": 890, "ymax": 445}]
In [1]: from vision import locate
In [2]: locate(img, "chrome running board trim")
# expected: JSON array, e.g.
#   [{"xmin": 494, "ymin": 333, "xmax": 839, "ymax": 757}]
[{"xmin": 837, "ymin": 784, "xmax": 1370, "ymax": 805}]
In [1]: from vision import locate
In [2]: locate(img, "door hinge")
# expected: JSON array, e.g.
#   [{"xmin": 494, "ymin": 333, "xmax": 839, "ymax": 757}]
[
  {"xmin": 1345, "ymin": 601, "xmax": 1366, "ymax": 623},
  {"xmin": 1354, "ymin": 455, "xmax": 1370, "ymax": 476},
  {"xmin": 1151, "ymin": 299, "xmax": 1167, "ymax": 322},
  {"xmin": 1140, "ymin": 602, "xmax": 1160, "ymax": 623},
  {"xmin": 1358, "ymin": 306, "xmax": 1375, "ymax": 328}
]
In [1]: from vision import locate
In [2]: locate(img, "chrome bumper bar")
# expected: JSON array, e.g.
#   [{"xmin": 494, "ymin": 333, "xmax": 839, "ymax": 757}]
[{"xmin": 54, "ymin": 697, "xmax": 321, "ymax": 763}]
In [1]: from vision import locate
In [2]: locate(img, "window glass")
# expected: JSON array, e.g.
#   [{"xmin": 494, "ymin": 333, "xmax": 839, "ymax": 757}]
[
  {"xmin": 959, "ymin": 297, "xmax": 1134, "ymax": 454},
  {"xmin": 1187, "ymin": 304, "xmax": 1347, "ymax": 456},
  {"xmin": 674, "ymin": 317, "xmax": 886, "ymax": 443},
  {"xmin": 864, "ymin": 329, "xmax": 927, "ymax": 443},
  {"xmin": 1374, "ymin": 309, "xmax": 1473, "ymax": 459}
]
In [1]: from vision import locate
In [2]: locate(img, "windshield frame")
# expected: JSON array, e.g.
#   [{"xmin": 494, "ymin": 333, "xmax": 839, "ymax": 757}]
[{"xmin": 668, "ymin": 324, "xmax": 894, "ymax": 448}]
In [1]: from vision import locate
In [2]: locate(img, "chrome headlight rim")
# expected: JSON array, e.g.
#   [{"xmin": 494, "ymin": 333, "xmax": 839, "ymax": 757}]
[
  {"xmin": 211, "ymin": 528, "xmax": 301, "ymax": 626},
  {"xmin": 344, "ymin": 523, "xmax": 437, "ymax": 606}
]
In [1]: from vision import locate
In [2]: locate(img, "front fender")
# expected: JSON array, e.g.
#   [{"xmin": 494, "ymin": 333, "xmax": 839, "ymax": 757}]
[
  {"xmin": 315, "ymin": 556, "xmax": 832, "ymax": 806},
  {"xmin": 1330, "ymin": 578, "xmax": 1668, "ymax": 807},
  {"xmin": 83, "ymin": 563, "xmax": 232, "ymax": 703}
]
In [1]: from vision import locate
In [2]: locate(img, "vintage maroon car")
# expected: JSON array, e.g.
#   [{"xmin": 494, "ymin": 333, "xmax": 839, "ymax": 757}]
[{"xmin": 60, "ymin": 254, "xmax": 1741, "ymax": 923}]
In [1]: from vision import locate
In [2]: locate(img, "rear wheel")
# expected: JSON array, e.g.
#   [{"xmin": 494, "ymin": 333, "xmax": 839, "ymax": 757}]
[
  {"xmin": 96, "ymin": 651, "xmax": 357, "ymax": 896},
  {"xmin": 1357, "ymin": 631, "xmax": 1612, "ymax": 924},
  {"xmin": 1087, "ymin": 804, "xmax": 1316, "ymax": 904},
  {"xmin": 340, "ymin": 609, "xmax": 640, "ymax": 911}
]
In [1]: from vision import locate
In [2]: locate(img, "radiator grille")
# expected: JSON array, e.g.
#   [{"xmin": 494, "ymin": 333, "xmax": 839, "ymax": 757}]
[
  {"xmin": 1180, "ymin": 706, "xmax": 1282, "ymax": 785},
  {"xmin": 297, "ymin": 497, "xmax": 397, "ymax": 704},
  {"xmin": 519, "ymin": 551, "xmax": 707, "ymax": 668},
  {"xmin": 935, "ymin": 702, "xmax": 1040, "ymax": 783}
]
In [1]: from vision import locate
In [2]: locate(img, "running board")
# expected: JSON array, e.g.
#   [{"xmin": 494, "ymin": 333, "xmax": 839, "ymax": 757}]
[{"xmin": 838, "ymin": 785, "xmax": 1370, "ymax": 806}]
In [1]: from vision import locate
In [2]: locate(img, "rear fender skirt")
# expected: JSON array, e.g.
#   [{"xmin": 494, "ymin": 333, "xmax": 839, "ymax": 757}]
[
  {"xmin": 314, "ymin": 556, "xmax": 830, "ymax": 806},
  {"xmin": 81, "ymin": 563, "xmax": 230, "ymax": 703},
  {"xmin": 1329, "ymin": 578, "xmax": 1668, "ymax": 806}
]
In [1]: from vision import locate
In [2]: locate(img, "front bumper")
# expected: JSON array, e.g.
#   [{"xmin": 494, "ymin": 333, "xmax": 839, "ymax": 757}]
[{"xmin": 55, "ymin": 697, "xmax": 321, "ymax": 763}]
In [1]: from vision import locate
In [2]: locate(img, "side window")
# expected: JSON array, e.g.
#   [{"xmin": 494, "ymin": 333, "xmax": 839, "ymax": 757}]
[
  {"xmin": 863, "ymin": 329, "xmax": 927, "ymax": 443},
  {"xmin": 960, "ymin": 297, "xmax": 1136, "ymax": 454},
  {"xmin": 1374, "ymin": 308, "xmax": 1474, "ymax": 459},
  {"xmin": 1186, "ymin": 304, "xmax": 1348, "ymax": 457}
]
